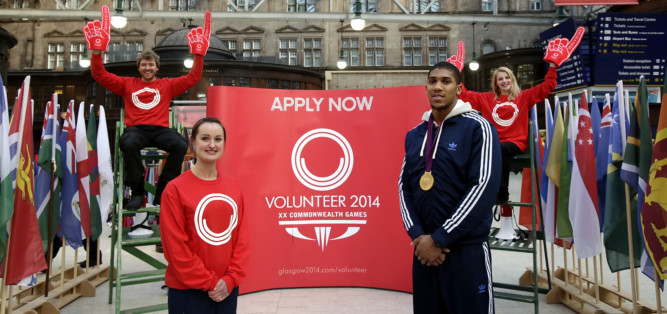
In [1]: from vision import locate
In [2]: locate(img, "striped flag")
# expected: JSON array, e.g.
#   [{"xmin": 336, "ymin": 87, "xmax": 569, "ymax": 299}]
[
  {"xmin": 546, "ymin": 101, "xmax": 564, "ymax": 243},
  {"xmin": 519, "ymin": 105, "xmax": 544, "ymax": 229},
  {"xmin": 556, "ymin": 100, "xmax": 574, "ymax": 240},
  {"xmin": 568, "ymin": 92, "xmax": 601, "ymax": 258},
  {"xmin": 0, "ymin": 76, "xmax": 48, "ymax": 284},
  {"xmin": 604, "ymin": 81, "xmax": 641, "ymax": 272},
  {"xmin": 0, "ymin": 77, "xmax": 14, "ymax": 264},
  {"xmin": 98, "ymin": 106, "xmax": 113, "ymax": 229},
  {"xmin": 641, "ymin": 70, "xmax": 667, "ymax": 280},
  {"xmin": 596, "ymin": 94, "xmax": 612, "ymax": 228},
  {"xmin": 620, "ymin": 76, "xmax": 662, "ymax": 285},
  {"xmin": 541, "ymin": 100, "xmax": 556, "ymax": 243},
  {"xmin": 57, "ymin": 100, "xmax": 83, "ymax": 248},
  {"xmin": 76, "ymin": 102, "xmax": 91, "ymax": 238},
  {"xmin": 35, "ymin": 94, "xmax": 62, "ymax": 253},
  {"xmin": 87, "ymin": 105, "xmax": 102, "ymax": 241}
]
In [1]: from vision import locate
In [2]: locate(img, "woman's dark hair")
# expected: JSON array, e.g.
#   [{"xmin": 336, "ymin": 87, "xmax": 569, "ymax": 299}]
[{"xmin": 190, "ymin": 117, "xmax": 226, "ymax": 143}]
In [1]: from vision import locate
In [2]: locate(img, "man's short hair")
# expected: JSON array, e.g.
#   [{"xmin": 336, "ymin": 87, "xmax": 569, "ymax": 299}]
[
  {"xmin": 428, "ymin": 62, "xmax": 461, "ymax": 85},
  {"xmin": 136, "ymin": 50, "xmax": 160, "ymax": 68}
]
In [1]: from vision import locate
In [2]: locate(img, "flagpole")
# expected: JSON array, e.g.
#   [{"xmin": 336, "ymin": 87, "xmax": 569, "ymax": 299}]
[
  {"xmin": 624, "ymin": 184, "xmax": 638, "ymax": 311},
  {"xmin": 593, "ymin": 256, "xmax": 600, "ymax": 304},
  {"xmin": 0, "ymin": 275, "xmax": 6, "ymax": 314},
  {"xmin": 44, "ymin": 159, "xmax": 55, "ymax": 297},
  {"xmin": 563, "ymin": 246, "xmax": 568, "ymax": 287},
  {"xmin": 84, "ymin": 238, "xmax": 90, "ymax": 272},
  {"xmin": 59, "ymin": 237, "xmax": 66, "ymax": 299},
  {"xmin": 655, "ymin": 269, "xmax": 663, "ymax": 314}
]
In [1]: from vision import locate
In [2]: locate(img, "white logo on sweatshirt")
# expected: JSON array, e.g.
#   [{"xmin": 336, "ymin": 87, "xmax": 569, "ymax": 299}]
[
  {"xmin": 194, "ymin": 193, "xmax": 238, "ymax": 246},
  {"xmin": 131, "ymin": 87, "xmax": 161, "ymax": 110},
  {"xmin": 492, "ymin": 102, "xmax": 519, "ymax": 127}
]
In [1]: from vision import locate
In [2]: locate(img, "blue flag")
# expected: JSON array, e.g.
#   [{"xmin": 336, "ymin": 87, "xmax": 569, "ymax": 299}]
[{"xmin": 57, "ymin": 100, "xmax": 83, "ymax": 248}]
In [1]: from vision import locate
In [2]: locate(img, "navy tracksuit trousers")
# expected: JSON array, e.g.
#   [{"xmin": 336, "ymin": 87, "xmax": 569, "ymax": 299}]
[
  {"xmin": 168, "ymin": 286, "xmax": 239, "ymax": 313},
  {"xmin": 412, "ymin": 242, "xmax": 494, "ymax": 314}
]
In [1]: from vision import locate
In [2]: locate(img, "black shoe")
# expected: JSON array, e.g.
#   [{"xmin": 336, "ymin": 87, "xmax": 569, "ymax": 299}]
[
  {"xmin": 78, "ymin": 252, "xmax": 103, "ymax": 269},
  {"xmin": 127, "ymin": 195, "xmax": 144, "ymax": 210},
  {"xmin": 156, "ymin": 243, "xmax": 163, "ymax": 253}
]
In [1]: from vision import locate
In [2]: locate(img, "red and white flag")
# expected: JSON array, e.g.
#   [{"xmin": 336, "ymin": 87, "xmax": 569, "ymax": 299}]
[{"xmin": 568, "ymin": 92, "xmax": 601, "ymax": 258}]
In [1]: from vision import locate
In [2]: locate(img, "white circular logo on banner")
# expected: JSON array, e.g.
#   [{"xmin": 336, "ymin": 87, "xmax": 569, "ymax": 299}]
[
  {"xmin": 131, "ymin": 87, "xmax": 161, "ymax": 110},
  {"xmin": 291, "ymin": 128, "xmax": 354, "ymax": 191},
  {"xmin": 194, "ymin": 193, "xmax": 238, "ymax": 246}
]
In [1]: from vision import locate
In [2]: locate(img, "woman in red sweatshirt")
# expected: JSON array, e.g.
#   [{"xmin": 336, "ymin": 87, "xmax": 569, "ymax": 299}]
[
  {"xmin": 459, "ymin": 64, "xmax": 557, "ymax": 204},
  {"xmin": 160, "ymin": 117, "xmax": 249, "ymax": 313}
]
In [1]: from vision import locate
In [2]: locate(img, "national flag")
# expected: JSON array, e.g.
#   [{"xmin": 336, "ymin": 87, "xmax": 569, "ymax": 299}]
[
  {"xmin": 519, "ymin": 105, "xmax": 544, "ymax": 229},
  {"xmin": 76, "ymin": 102, "xmax": 91, "ymax": 238},
  {"xmin": 603, "ymin": 81, "xmax": 641, "ymax": 272},
  {"xmin": 541, "ymin": 100, "xmax": 556, "ymax": 243},
  {"xmin": 0, "ymin": 76, "xmax": 48, "ymax": 284},
  {"xmin": 620, "ymin": 77, "xmax": 662, "ymax": 285},
  {"xmin": 590, "ymin": 96, "xmax": 601, "ymax": 155},
  {"xmin": 0, "ymin": 77, "xmax": 14, "ymax": 264},
  {"xmin": 641, "ymin": 70, "xmax": 667, "ymax": 280},
  {"xmin": 596, "ymin": 94, "xmax": 612, "ymax": 228},
  {"xmin": 57, "ymin": 100, "xmax": 83, "ymax": 249},
  {"xmin": 546, "ymin": 101, "xmax": 565, "ymax": 243},
  {"xmin": 87, "ymin": 105, "xmax": 102, "ymax": 240},
  {"xmin": 97, "ymin": 106, "xmax": 113, "ymax": 230},
  {"xmin": 556, "ymin": 99, "xmax": 574, "ymax": 240},
  {"xmin": 568, "ymin": 92, "xmax": 601, "ymax": 258},
  {"xmin": 35, "ymin": 94, "xmax": 62, "ymax": 253}
]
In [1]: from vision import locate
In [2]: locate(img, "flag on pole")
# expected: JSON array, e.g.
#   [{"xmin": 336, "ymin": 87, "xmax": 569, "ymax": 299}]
[
  {"xmin": 556, "ymin": 99, "xmax": 574, "ymax": 240},
  {"xmin": 541, "ymin": 100, "xmax": 556, "ymax": 243},
  {"xmin": 641, "ymin": 70, "xmax": 667, "ymax": 280},
  {"xmin": 0, "ymin": 77, "xmax": 14, "ymax": 264},
  {"xmin": 97, "ymin": 106, "xmax": 113, "ymax": 230},
  {"xmin": 596, "ymin": 94, "xmax": 612, "ymax": 228},
  {"xmin": 76, "ymin": 102, "xmax": 91, "ymax": 238},
  {"xmin": 568, "ymin": 92, "xmax": 601, "ymax": 258},
  {"xmin": 620, "ymin": 76, "xmax": 662, "ymax": 285},
  {"xmin": 35, "ymin": 94, "xmax": 62, "ymax": 253},
  {"xmin": 0, "ymin": 76, "xmax": 48, "ymax": 284},
  {"xmin": 519, "ymin": 106, "xmax": 544, "ymax": 229},
  {"xmin": 546, "ymin": 101, "xmax": 565, "ymax": 243},
  {"xmin": 57, "ymin": 100, "xmax": 83, "ymax": 249},
  {"xmin": 590, "ymin": 96, "xmax": 601, "ymax": 155},
  {"xmin": 87, "ymin": 105, "xmax": 102, "ymax": 241},
  {"xmin": 604, "ymin": 81, "xmax": 641, "ymax": 272}
]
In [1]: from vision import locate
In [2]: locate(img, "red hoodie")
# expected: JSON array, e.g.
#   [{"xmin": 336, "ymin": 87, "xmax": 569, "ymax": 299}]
[
  {"xmin": 91, "ymin": 53, "xmax": 203, "ymax": 127},
  {"xmin": 459, "ymin": 66, "xmax": 557, "ymax": 152},
  {"xmin": 160, "ymin": 170, "xmax": 249, "ymax": 291}
]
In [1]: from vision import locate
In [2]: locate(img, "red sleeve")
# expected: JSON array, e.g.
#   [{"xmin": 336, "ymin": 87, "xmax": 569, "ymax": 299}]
[
  {"xmin": 459, "ymin": 84, "xmax": 491, "ymax": 111},
  {"xmin": 518, "ymin": 66, "xmax": 557, "ymax": 108},
  {"xmin": 90, "ymin": 53, "xmax": 127, "ymax": 97},
  {"xmin": 221, "ymin": 193, "xmax": 250, "ymax": 291},
  {"xmin": 167, "ymin": 54, "xmax": 203, "ymax": 96},
  {"xmin": 160, "ymin": 182, "xmax": 219, "ymax": 291}
]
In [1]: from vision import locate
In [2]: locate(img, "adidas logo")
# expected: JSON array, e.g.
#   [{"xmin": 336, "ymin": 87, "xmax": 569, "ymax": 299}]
[
  {"xmin": 478, "ymin": 284, "xmax": 486, "ymax": 294},
  {"xmin": 448, "ymin": 142, "xmax": 458, "ymax": 151}
]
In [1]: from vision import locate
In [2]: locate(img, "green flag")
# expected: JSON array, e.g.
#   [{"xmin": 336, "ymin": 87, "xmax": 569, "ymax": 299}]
[
  {"xmin": 0, "ymin": 79, "xmax": 13, "ymax": 265},
  {"xmin": 556, "ymin": 101, "xmax": 573, "ymax": 239},
  {"xmin": 87, "ymin": 105, "xmax": 102, "ymax": 241}
]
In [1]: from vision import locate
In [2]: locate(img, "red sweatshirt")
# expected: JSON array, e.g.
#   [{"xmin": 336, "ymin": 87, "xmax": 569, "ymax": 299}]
[
  {"xmin": 91, "ymin": 53, "xmax": 203, "ymax": 127},
  {"xmin": 160, "ymin": 170, "xmax": 249, "ymax": 291},
  {"xmin": 459, "ymin": 66, "xmax": 557, "ymax": 152}
]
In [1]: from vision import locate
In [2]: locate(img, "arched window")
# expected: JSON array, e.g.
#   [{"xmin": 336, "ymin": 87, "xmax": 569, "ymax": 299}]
[{"xmin": 482, "ymin": 40, "xmax": 495, "ymax": 55}]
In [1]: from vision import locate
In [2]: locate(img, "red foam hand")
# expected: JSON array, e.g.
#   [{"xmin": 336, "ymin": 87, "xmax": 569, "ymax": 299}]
[
  {"xmin": 543, "ymin": 26, "xmax": 585, "ymax": 67},
  {"xmin": 187, "ymin": 11, "xmax": 211, "ymax": 56},
  {"xmin": 445, "ymin": 41, "xmax": 465, "ymax": 72},
  {"xmin": 83, "ymin": 5, "xmax": 111, "ymax": 51}
]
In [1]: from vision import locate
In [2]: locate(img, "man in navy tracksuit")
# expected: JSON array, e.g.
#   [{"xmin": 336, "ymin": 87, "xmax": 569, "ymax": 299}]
[{"xmin": 399, "ymin": 61, "xmax": 501, "ymax": 313}]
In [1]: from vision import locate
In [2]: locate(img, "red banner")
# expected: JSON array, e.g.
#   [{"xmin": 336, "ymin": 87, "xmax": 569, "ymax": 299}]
[
  {"xmin": 555, "ymin": 0, "xmax": 637, "ymax": 5},
  {"xmin": 208, "ymin": 86, "xmax": 429, "ymax": 293}
]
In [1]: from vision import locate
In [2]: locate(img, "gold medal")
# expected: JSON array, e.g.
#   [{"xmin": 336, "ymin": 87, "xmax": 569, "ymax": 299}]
[{"xmin": 420, "ymin": 171, "xmax": 434, "ymax": 191}]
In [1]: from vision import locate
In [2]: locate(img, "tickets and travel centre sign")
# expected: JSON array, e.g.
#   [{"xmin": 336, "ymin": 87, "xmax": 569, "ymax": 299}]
[
  {"xmin": 208, "ymin": 86, "xmax": 428, "ymax": 293},
  {"xmin": 595, "ymin": 13, "xmax": 667, "ymax": 86}
]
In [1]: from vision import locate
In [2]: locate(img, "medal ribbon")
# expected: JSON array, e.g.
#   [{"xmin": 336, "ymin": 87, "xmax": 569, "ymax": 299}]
[{"xmin": 424, "ymin": 115, "xmax": 442, "ymax": 172}]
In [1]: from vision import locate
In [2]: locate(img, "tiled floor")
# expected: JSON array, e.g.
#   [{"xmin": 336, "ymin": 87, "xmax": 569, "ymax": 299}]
[{"xmin": 51, "ymin": 174, "xmax": 663, "ymax": 313}]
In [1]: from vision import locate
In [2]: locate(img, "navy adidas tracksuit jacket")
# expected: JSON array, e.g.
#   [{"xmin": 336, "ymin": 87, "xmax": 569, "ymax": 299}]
[{"xmin": 399, "ymin": 99, "xmax": 501, "ymax": 314}]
